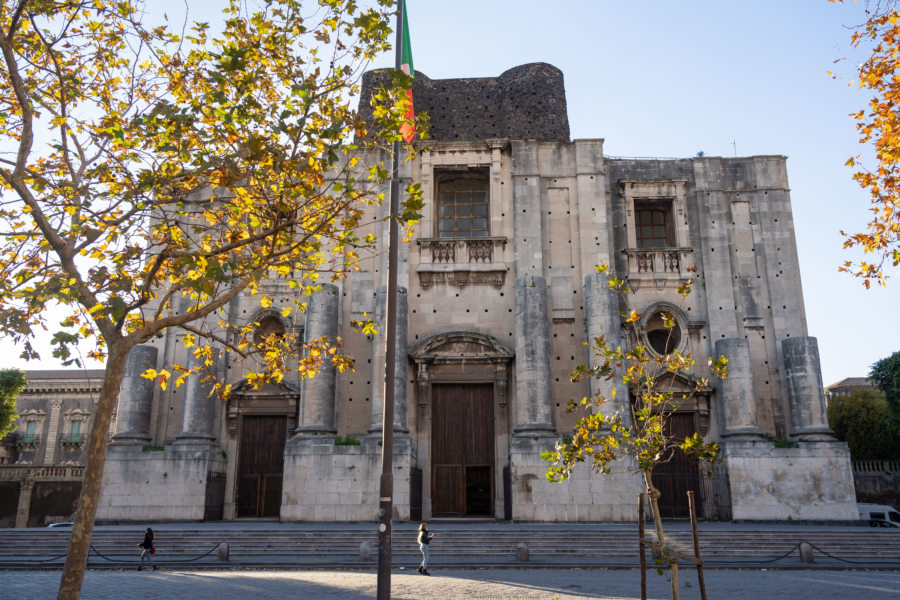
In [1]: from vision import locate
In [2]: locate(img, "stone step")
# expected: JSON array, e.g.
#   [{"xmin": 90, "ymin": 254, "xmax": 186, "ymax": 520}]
[{"xmin": 1, "ymin": 528, "xmax": 898, "ymax": 562}]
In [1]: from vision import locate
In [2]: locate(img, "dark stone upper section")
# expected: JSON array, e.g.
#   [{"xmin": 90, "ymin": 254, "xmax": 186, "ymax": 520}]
[{"xmin": 359, "ymin": 62, "xmax": 569, "ymax": 142}]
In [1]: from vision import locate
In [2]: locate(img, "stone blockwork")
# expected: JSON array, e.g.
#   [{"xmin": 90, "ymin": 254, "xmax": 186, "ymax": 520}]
[
  {"xmin": 725, "ymin": 440, "xmax": 858, "ymax": 521},
  {"xmin": 359, "ymin": 63, "xmax": 570, "ymax": 142},
  {"xmin": 509, "ymin": 438, "xmax": 642, "ymax": 521},
  {"xmin": 97, "ymin": 444, "xmax": 224, "ymax": 522},
  {"xmin": 281, "ymin": 437, "xmax": 412, "ymax": 521}
]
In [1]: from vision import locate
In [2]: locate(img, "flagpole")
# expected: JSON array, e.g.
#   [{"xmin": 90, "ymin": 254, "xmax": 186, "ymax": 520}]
[{"xmin": 376, "ymin": 1, "xmax": 403, "ymax": 597}]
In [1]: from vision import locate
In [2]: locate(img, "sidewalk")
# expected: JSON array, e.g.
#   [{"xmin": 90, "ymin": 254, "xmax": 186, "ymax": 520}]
[{"xmin": 2, "ymin": 567, "xmax": 900, "ymax": 600}]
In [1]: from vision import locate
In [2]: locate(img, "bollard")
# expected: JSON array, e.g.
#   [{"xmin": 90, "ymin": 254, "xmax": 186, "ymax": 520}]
[
  {"xmin": 360, "ymin": 540, "xmax": 372, "ymax": 561},
  {"xmin": 799, "ymin": 542, "xmax": 814, "ymax": 564},
  {"xmin": 217, "ymin": 542, "xmax": 230, "ymax": 562},
  {"xmin": 516, "ymin": 542, "xmax": 529, "ymax": 562}
]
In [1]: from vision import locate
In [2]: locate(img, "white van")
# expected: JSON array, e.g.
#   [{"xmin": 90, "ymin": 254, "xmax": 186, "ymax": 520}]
[{"xmin": 858, "ymin": 503, "xmax": 900, "ymax": 528}]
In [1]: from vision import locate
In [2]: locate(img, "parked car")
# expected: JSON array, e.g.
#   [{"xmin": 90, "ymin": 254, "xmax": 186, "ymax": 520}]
[
  {"xmin": 46, "ymin": 522, "xmax": 73, "ymax": 528},
  {"xmin": 869, "ymin": 519, "xmax": 899, "ymax": 528},
  {"xmin": 858, "ymin": 503, "xmax": 900, "ymax": 528}
]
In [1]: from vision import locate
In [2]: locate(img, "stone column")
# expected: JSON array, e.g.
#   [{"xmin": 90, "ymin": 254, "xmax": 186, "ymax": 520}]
[
  {"xmin": 296, "ymin": 283, "xmax": 339, "ymax": 436},
  {"xmin": 111, "ymin": 345, "xmax": 158, "ymax": 444},
  {"xmin": 174, "ymin": 352, "xmax": 219, "ymax": 444},
  {"xmin": 369, "ymin": 285, "xmax": 410, "ymax": 434},
  {"xmin": 14, "ymin": 479, "xmax": 34, "ymax": 528},
  {"xmin": 42, "ymin": 399, "xmax": 64, "ymax": 464},
  {"xmin": 714, "ymin": 338, "xmax": 763, "ymax": 438},
  {"xmin": 584, "ymin": 273, "xmax": 627, "ymax": 420},
  {"xmin": 513, "ymin": 275, "xmax": 554, "ymax": 436},
  {"xmin": 783, "ymin": 337, "xmax": 834, "ymax": 439}
]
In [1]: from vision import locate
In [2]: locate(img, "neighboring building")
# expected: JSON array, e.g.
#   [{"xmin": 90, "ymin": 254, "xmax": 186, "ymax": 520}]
[
  {"xmin": 0, "ymin": 370, "xmax": 104, "ymax": 527},
  {"xmin": 825, "ymin": 377, "xmax": 878, "ymax": 403},
  {"xmin": 3, "ymin": 63, "xmax": 859, "ymax": 526}
]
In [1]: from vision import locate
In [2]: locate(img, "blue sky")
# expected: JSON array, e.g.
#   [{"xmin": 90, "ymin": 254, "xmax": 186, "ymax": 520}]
[
  {"xmin": 8, "ymin": 1, "xmax": 897, "ymax": 386},
  {"xmin": 368, "ymin": 0, "xmax": 895, "ymax": 385}
]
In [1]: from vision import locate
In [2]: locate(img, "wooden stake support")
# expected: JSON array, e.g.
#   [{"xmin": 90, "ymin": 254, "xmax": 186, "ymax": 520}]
[{"xmin": 637, "ymin": 490, "xmax": 708, "ymax": 599}]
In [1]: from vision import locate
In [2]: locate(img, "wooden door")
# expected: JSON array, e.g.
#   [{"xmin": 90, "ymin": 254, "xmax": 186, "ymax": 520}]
[
  {"xmin": 432, "ymin": 384, "xmax": 494, "ymax": 517},
  {"xmin": 237, "ymin": 415, "xmax": 286, "ymax": 518},
  {"xmin": 651, "ymin": 412, "xmax": 700, "ymax": 519}
]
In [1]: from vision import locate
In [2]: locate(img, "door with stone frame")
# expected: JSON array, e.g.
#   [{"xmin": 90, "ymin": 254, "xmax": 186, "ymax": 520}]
[
  {"xmin": 236, "ymin": 415, "xmax": 286, "ymax": 518},
  {"xmin": 431, "ymin": 383, "xmax": 494, "ymax": 517},
  {"xmin": 650, "ymin": 412, "xmax": 701, "ymax": 518}
]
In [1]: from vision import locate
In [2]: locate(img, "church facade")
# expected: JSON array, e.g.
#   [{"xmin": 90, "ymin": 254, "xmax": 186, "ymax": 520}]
[{"xmin": 91, "ymin": 63, "xmax": 857, "ymax": 523}]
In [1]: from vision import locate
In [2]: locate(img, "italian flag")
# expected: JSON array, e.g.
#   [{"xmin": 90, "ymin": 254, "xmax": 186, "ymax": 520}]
[{"xmin": 399, "ymin": 0, "xmax": 415, "ymax": 143}]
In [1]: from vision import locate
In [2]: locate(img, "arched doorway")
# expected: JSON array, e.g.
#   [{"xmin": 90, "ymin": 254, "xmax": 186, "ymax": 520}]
[{"xmin": 410, "ymin": 331, "xmax": 513, "ymax": 519}]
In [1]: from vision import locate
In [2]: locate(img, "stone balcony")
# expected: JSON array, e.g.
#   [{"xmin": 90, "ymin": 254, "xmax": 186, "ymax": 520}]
[
  {"xmin": 624, "ymin": 247, "xmax": 694, "ymax": 288},
  {"xmin": 415, "ymin": 237, "xmax": 509, "ymax": 288},
  {"xmin": 0, "ymin": 465, "xmax": 84, "ymax": 480}
]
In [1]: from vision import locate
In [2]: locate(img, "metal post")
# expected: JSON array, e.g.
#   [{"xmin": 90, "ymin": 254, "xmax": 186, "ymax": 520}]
[{"xmin": 376, "ymin": 2, "xmax": 403, "ymax": 598}]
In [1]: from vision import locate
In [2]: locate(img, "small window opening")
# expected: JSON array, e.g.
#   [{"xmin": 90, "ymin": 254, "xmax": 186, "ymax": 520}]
[{"xmin": 646, "ymin": 311, "xmax": 681, "ymax": 355}]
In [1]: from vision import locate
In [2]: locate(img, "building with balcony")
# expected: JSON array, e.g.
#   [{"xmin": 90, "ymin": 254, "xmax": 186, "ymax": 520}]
[
  {"xmin": 4, "ymin": 63, "xmax": 857, "ymax": 527},
  {"xmin": 0, "ymin": 371, "xmax": 103, "ymax": 527}
]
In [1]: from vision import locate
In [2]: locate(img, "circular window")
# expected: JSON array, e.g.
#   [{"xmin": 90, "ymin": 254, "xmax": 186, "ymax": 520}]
[
  {"xmin": 254, "ymin": 315, "xmax": 286, "ymax": 345},
  {"xmin": 646, "ymin": 311, "xmax": 681, "ymax": 355}
]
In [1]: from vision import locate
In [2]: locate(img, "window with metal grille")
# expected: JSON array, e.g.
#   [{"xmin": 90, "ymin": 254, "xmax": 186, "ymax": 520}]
[
  {"xmin": 635, "ymin": 200, "xmax": 674, "ymax": 248},
  {"xmin": 436, "ymin": 167, "xmax": 489, "ymax": 238}
]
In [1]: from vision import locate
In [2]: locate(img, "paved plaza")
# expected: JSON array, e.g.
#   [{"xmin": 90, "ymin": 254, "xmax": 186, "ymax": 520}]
[{"xmin": 1, "ymin": 568, "xmax": 899, "ymax": 600}]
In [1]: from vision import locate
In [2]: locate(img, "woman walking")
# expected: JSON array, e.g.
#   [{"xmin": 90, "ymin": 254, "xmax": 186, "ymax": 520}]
[
  {"xmin": 416, "ymin": 523, "xmax": 434, "ymax": 576},
  {"xmin": 137, "ymin": 527, "xmax": 157, "ymax": 571}
]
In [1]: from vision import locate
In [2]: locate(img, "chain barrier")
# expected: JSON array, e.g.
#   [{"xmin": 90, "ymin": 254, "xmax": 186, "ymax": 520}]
[
  {"xmin": 0, "ymin": 543, "xmax": 222, "ymax": 565},
  {"xmin": 701, "ymin": 540, "xmax": 900, "ymax": 566},
  {"xmin": 2, "ymin": 538, "xmax": 899, "ymax": 567}
]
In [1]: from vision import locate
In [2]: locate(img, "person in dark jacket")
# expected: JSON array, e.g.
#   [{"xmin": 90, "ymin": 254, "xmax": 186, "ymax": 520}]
[
  {"xmin": 416, "ymin": 523, "xmax": 434, "ymax": 575},
  {"xmin": 137, "ymin": 527, "xmax": 157, "ymax": 571}
]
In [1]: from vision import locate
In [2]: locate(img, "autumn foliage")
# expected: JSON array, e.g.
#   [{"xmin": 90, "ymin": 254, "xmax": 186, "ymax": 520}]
[
  {"xmin": 831, "ymin": 0, "xmax": 900, "ymax": 286},
  {"xmin": 0, "ymin": 1, "xmax": 417, "ymax": 598}
]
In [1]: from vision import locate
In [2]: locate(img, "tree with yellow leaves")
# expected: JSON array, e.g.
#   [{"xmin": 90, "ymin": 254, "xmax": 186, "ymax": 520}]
[
  {"xmin": 543, "ymin": 265, "xmax": 724, "ymax": 600},
  {"xmin": 0, "ymin": 1, "xmax": 419, "ymax": 598},
  {"xmin": 831, "ymin": 0, "xmax": 900, "ymax": 286}
]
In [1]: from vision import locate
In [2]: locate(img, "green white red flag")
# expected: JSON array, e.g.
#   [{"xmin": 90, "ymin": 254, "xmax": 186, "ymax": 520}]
[{"xmin": 399, "ymin": 0, "xmax": 415, "ymax": 142}]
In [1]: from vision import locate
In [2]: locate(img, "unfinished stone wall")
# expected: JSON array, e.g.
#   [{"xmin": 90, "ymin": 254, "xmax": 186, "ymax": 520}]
[
  {"xmin": 280, "ymin": 437, "xmax": 411, "ymax": 521},
  {"xmin": 360, "ymin": 63, "xmax": 570, "ymax": 142},
  {"xmin": 509, "ymin": 437, "xmax": 642, "ymax": 521},
  {"xmin": 97, "ymin": 445, "xmax": 224, "ymax": 522},
  {"xmin": 725, "ymin": 439, "xmax": 857, "ymax": 520}
]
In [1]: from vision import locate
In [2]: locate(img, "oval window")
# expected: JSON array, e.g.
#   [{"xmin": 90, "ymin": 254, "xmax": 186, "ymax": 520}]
[
  {"xmin": 254, "ymin": 315, "xmax": 286, "ymax": 345},
  {"xmin": 646, "ymin": 311, "xmax": 680, "ymax": 355}
]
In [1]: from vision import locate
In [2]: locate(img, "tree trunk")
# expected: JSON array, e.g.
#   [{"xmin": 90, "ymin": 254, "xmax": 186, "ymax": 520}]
[
  {"xmin": 57, "ymin": 341, "xmax": 131, "ymax": 600},
  {"xmin": 643, "ymin": 471, "xmax": 679, "ymax": 600}
]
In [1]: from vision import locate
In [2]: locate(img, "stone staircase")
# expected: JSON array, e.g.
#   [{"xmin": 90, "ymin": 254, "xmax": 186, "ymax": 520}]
[{"xmin": 1, "ymin": 526, "xmax": 898, "ymax": 568}]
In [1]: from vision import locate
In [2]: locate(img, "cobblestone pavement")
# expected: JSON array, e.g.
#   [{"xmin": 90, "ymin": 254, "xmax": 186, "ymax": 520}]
[{"xmin": 2, "ymin": 568, "xmax": 900, "ymax": 600}]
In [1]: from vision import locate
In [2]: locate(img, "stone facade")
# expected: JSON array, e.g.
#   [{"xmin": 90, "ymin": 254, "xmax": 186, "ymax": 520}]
[
  {"xmin": 0, "ymin": 370, "xmax": 103, "ymax": 527},
  {"xmin": 4, "ymin": 63, "xmax": 858, "ymax": 525}
]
